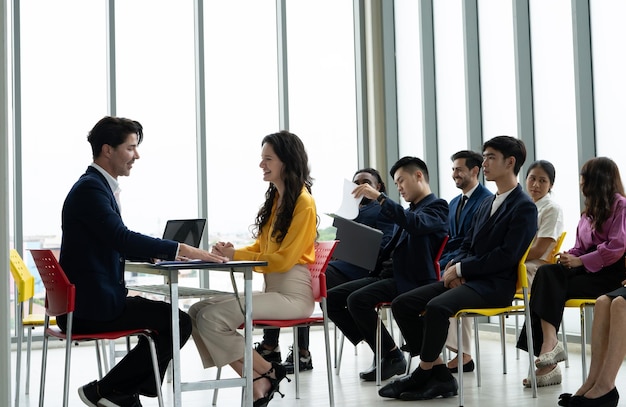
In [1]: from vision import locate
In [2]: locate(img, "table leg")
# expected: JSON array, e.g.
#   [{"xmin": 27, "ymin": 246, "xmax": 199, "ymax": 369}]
[
  {"xmin": 169, "ymin": 274, "xmax": 182, "ymax": 407},
  {"xmin": 244, "ymin": 268, "xmax": 253, "ymax": 406}
]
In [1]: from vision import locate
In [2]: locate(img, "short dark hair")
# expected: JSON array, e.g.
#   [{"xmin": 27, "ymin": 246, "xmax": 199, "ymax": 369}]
[
  {"xmin": 451, "ymin": 150, "xmax": 483, "ymax": 173},
  {"xmin": 353, "ymin": 167, "xmax": 387, "ymax": 193},
  {"xmin": 390, "ymin": 156, "xmax": 429, "ymax": 183},
  {"xmin": 527, "ymin": 160, "xmax": 556, "ymax": 186},
  {"xmin": 87, "ymin": 116, "xmax": 143, "ymax": 159},
  {"xmin": 482, "ymin": 135, "xmax": 526, "ymax": 175}
]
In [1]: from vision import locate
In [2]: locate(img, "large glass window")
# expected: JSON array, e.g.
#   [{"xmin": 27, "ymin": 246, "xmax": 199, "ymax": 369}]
[
  {"xmin": 433, "ymin": 0, "xmax": 467, "ymax": 202},
  {"xmin": 115, "ymin": 1, "xmax": 199, "ymax": 237},
  {"xmin": 591, "ymin": 0, "xmax": 626, "ymax": 176},
  {"xmin": 477, "ymin": 0, "xmax": 517, "ymax": 141},
  {"xmin": 20, "ymin": 1, "xmax": 106, "ymax": 245},
  {"xmin": 286, "ymin": 0, "xmax": 358, "ymax": 229},
  {"xmin": 395, "ymin": 0, "xmax": 424, "ymax": 159},
  {"xmin": 203, "ymin": 0, "xmax": 279, "ymax": 242},
  {"xmin": 529, "ymin": 0, "xmax": 579, "ymax": 242}
]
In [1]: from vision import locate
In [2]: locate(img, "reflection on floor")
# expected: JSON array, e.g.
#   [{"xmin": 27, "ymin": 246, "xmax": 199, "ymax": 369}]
[{"xmin": 11, "ymin": 326, "xmax": 626, "ymax": 406}]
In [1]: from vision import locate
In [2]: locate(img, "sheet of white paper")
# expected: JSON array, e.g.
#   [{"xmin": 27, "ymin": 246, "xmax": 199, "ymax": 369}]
[{"xmin": 331, "ymin": 179, "xmax": 360, "ymax": 220}]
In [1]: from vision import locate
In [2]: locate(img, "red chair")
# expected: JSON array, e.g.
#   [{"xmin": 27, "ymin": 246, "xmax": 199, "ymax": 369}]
[
  {"xmin": 374, "ymin": 234, "xmax": 449, "ymax": 384},
  {"xmin": 213, "ymin": 240, "xmax": 339, "ymax": 406},
  {"xmin": 30, "ymin": 249, "xmax": 165, "ymax": 407}
]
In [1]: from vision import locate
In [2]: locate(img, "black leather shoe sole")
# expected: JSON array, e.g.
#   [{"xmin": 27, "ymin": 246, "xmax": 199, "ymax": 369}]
[
  {"xmin": 400, "ymin": 377, "xmax": 458, "ymax": 401},
  {"xmin": 360, "ymin": 358, "xmax": 407, "ymax": 381}
]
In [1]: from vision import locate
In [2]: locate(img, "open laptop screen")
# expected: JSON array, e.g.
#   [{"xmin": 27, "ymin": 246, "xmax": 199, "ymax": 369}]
[{"xmin": 162, "ymin": 219, "xmax": 206, "ymax": 248}]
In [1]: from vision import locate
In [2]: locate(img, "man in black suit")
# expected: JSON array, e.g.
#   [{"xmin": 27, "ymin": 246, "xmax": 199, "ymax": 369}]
[
  {"xmin": 59, "ymin": 116, "xmax": 227, "ymax": 407},
  {"xmin": 327, "ymin": 157, "xmax": 449, "ymax": 382},
  {"xmin": 379, "ymin": 136, "xmax": 537, "ymax": 400}
]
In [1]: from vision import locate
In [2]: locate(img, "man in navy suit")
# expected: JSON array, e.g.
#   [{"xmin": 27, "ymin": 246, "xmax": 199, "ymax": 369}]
[
  {"xmin": 327, "ymin": 157, "xmax": 449, "ymax": 382},
  {"xmin": 440, "ymin": 150, "xmax": 493, "ymax": 373},
  {"xmin": 379, "ymin": 136, "xmax": 537, "ymax": 400},
  {"xmin": 59, "ymin": 116, "xmax": 227, "ymax": 407}
]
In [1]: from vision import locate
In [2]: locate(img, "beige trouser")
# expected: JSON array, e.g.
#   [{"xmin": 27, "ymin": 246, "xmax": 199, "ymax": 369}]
[
  {"xmin": 445, "ymin": 317, "xmax": 473, "ymax": 356},
  {"xmin": 189, "ymin": 264, "xmax": 314, "ymax": 368}
]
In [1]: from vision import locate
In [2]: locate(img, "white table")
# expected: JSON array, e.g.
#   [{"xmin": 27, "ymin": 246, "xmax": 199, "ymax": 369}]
[{"xmin": 125, "ymin": 260, "xmax": 266, "ymax": 407}]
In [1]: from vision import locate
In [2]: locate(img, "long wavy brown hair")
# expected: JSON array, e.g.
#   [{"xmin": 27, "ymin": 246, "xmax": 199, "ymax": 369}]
[
  {"xmin": 580, "ymin": 157, "xmax": 625, "ymax": 232},
  {"xmin": 252, "ymin": 131, "xmax": 315, "ymax": 243}
]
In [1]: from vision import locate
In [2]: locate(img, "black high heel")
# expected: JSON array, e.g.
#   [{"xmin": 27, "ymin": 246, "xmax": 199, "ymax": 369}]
[{"xmin": 253, "ymin": 362, "xmax": 291, "ymax": 407}]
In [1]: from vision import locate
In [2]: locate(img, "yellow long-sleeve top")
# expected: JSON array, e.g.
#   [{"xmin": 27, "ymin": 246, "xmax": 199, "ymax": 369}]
[{"xmin": 233, "ymin": 187, "xmax": 317, "ymax": 273}]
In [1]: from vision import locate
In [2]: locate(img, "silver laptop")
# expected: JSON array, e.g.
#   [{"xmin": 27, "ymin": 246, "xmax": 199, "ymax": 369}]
[
  {"xmin": 162, "ymin": 219, "xmax": 206, "ymax": 247},
  {"xmin": 329, "ymin": 214, "xmax": 383, "ymax": 271}
]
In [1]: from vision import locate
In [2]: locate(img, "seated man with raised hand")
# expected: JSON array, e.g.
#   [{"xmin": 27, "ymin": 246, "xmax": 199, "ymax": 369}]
[
  {"xmin": 328, "ymin": 156, "xmax": 449, "ymax": 382},
  {"xmin": 379, "ymin": 136, "xmax": 537, "ymax": 401}
]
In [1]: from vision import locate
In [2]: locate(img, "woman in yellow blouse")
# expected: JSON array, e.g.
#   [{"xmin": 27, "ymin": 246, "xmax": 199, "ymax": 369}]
[{"xmin": 189, "ymin": 131, "xmax": 318, "ymax": 407}]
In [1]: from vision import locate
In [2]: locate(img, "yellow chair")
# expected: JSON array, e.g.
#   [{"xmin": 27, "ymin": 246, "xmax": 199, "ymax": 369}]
[
  {"xmin": 9, "ymin": 249, "xmax": 56, "ymax": 407},
  {"xmin": 514, "ymin": 231, "xmax": 567, "ymax": 359},
  {"xmin": 453, "ymin": 242, "xmax": 537, "ymax": 406}
]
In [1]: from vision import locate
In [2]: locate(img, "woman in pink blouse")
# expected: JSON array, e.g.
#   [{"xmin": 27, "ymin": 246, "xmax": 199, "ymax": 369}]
[{"xmin": 516, "ymin": 157, "xmax": 626, "ymax": 389}]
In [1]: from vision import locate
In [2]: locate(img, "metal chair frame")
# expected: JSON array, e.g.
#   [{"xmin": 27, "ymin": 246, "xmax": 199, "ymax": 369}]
[{"xmin": 30, "ymin": 249, "xmax": 165, "ymax": 407}]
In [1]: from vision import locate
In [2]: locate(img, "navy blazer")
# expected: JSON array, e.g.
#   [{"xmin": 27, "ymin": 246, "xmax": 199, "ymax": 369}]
[
  {"xmin": 59, "ymin": 166, "xmax": 179, "ymax": 321},
  {"xmin": 329, "ymin": 201, "xmax": 395, "ymax": 280},
  {"xmin": 374, "ymin": 193, "xmax": 449, "ymax": 294},
  {"xmin": 439, "ymin": 183, "xmax": 493, "ymax": 267},
  {"xmin": 453, "ymin": 184, "xmax": 537, "ymax": 306}
]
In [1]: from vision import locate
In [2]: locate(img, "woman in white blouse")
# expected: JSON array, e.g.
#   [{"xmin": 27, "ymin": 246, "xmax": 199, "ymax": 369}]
[{"xmin": 525, "ymin": 160, "xmax": 565, "ymax": 286}]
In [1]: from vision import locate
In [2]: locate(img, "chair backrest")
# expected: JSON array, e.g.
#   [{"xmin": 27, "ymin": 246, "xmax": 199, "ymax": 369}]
[
  {"xmin": 308, "ymin": 240, "xmax": 339, "ymax": 302},
  {"xmin": 548, "ymin": 231, "xmax": 567, "ymax": 264},
  {"xmin": 516, "ymin": 241, "xmax": 534, "ymax": 292},
  {"xmin": 9, "ymin": 249, "xmax": 35, "ymax": 304},
  {"xmin": 434, "ymin": 235, "xmax": 450, "ymax": 280},
  {"xmin": 29, "ymin": 249, "xmax": 76, "ymax": 317}
]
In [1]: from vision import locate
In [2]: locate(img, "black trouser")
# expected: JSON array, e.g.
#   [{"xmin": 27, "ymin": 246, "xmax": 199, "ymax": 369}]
[
  {"xmin": 392, "ymin": 282, "xmax": 491, "ymax": 362},
  {"xmin": 57, "ymin": 296, "xmax": 192, "ymax": 397},
  {"xmin": 516, "ymin": 260, "xmax": 625, "ymax": 356},
  {"xmin": 262, "ymin": 265, "xmax": 351, "ymax": 351},
  {"xmin": 326, "ymin": 277, "xmax": 398, "ymax": 355}
]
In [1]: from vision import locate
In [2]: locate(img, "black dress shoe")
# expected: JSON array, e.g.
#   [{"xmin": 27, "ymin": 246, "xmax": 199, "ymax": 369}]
[
  {"xmin": 448, "ymin": 359, "xmax": 475, "ymax": 373},
  {"xmin": 378, "ymin": 367, "xmax": 432, "ymax": 399},
  {"xmin": 400, "ymin": 366, "xmax": 458, "ymax": 400},
  {"xmin": 378, "ymin": 375, "xmax": 421, "ymax": 399},
  {"xmin": 570, "ymin": 388, "xmax": 619, "ymax": 407},
  {"xmin": 359, "ymin": 356, "xmax": 406, "ymax": 381},
  {"xmin": 559, "ymin": 392, "xmax": 573, "ymax": 406}
]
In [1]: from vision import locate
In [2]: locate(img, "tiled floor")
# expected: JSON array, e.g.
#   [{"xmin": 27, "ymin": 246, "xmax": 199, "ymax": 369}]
[{"xmin": 11, "ymin": 325, "xmax": 626, "ymax": 406}]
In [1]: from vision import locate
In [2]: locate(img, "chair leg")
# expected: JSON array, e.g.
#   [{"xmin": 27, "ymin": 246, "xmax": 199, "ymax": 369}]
[
  {"xmin": 95, "ymin": 340, "xmax": 104, "ymax": 379},
  {"xmin": 145, "ymin": 334, "xmax": 165, "ymax": 407},
  {"xmin": 561, "ymin": 317, "xmax": 570, "ymax": 368},
  {"xmin": 335, "ymin": 332, "xmax": 345, "ymax": 375},
  {"xmin": 322, "ymin": 300, "xmax": 335, "ymax": 407},
  {"xmin": 499, "ymin": 315, "xmax": 507, "ymax": 375},
  {"xmin": 212, "ymin": 367, "xmax": 222, "ymax": 405},
  {"xmin": 294, "ymin": 328, "xmax": 300, "ymax": 399},
  {"xmin": 580, "ymin": 305, "xmax": 591, "ymax": 381},
  {"xmin": 474, "ymin": 317, "xmax": 481, "ymax": 387},
  {"xmin": 38, "ymin": 330, "xmax": 49, "ymax": 407},
  {"xmin": 15, "ymin": 311, "xmax": 24, "ymax": 407},
  {"xmin": 457, "ymin": 317, "xmax": 464, "ymax": 407},
  {"xmin": 375, "ymin": 309, "xmax": 382, "ymax": 386},
  {"xmin": 523, "ymin": 298, "xmax": 538, "ymax": 398}
]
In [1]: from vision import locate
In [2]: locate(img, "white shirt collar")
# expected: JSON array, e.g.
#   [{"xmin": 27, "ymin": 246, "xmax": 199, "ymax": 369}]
[{"xmin": 90, "ymin": 162, "xmax": 121, "ymax": 197}]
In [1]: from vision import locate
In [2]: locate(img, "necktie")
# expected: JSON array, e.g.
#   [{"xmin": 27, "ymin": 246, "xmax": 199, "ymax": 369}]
[{"xmin": 456, "ymin": 195, "xmax": 468, "ymax": 223}]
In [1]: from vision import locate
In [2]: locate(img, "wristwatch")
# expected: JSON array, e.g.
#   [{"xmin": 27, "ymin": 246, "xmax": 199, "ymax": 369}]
[{"xmin": 377, "ymin": 193, "xmax": 387, "ymax": 204}]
